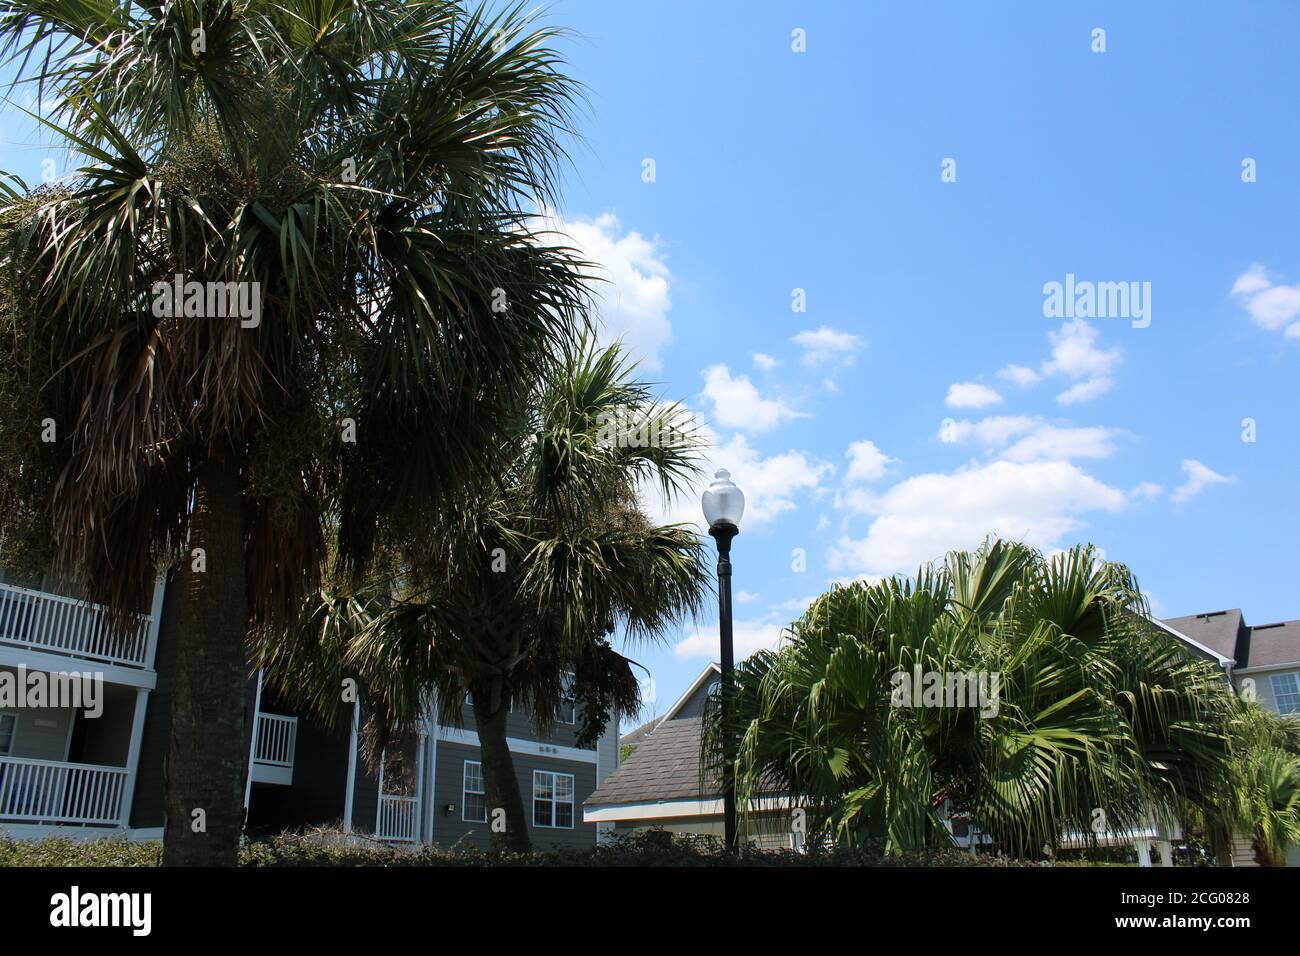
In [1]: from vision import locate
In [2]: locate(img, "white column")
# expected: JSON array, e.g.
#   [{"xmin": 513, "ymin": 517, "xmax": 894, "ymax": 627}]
[
  {"xmin": 414, "ymin": 730, "xmax": 427, "ymax": 844},
  {"xmin": 1155, "ymin": 841, "xmax": 1173, "ymax": 867},
  {"xmin": 243, "ymin": 669, "xmax": 264, "ymax": 816},
  {"xmin": 1135, "ymin": 841, "xmax": 1152, "ymax": 867},
  {"xmin": 118, "ymin": 687, "xmax": 151, "ymax": 829},
  {"xmin": 144, "ymin": 574, "xmax": 167, "ymax": 670},
  {"xmin": 343, "ymin": 698, "xmax": 360, "ymax": 833}
]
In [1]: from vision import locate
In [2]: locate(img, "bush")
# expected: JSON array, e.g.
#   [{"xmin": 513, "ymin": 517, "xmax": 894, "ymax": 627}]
[{"xmin": 1, "ymin": 826, "xmax": 1071, "ymax": 867}]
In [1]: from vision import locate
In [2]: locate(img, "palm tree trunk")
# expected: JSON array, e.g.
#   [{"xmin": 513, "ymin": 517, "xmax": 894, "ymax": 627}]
[
  {"xmin": 471, "ymin": 682, "xmax": 531, "ymax": 853},
  {"xmin": 163, "ymin": 449, "xmax": 249, "ymax": 866}
]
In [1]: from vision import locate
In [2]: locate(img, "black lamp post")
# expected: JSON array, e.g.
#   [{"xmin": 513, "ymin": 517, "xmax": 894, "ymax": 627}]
[{"xmin": 702, "ymin": 468, "xmax": 744, "ymax": 853}]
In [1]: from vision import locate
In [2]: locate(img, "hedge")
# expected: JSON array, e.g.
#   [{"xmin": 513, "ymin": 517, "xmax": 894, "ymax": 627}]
[{"xmin": 0, "ymin": 827, "xmax": 1071, "ymax": 867}]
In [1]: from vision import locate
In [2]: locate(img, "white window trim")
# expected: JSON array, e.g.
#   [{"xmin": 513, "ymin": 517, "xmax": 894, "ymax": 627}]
[
  {"xmin": 532, "ymin": 769, "xmax": 575, "ymax": 829},
  {"xmin": 1269, "ymin": 673, "xmax": 1300, "ymax": 715},
  {"xmin": 0, "ymin": 709, "xmax": 16, "ymax": 756},
  {"xmin": 462, "ymin": 759, "xmax": 487, "ymax": 823}
]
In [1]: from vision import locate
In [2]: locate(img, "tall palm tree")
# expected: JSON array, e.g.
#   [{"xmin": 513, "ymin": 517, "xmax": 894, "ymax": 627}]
[
  {"xmin": 257, "ymin": 337, "xmax": 710, "ymax": 852},
  {"xmin": 705, "ymin": 540, "xmax": 1239, "ymax": 856},
  {"xmin": 0, "ymin": 0, "xmax": 589, "ymax": 864}
]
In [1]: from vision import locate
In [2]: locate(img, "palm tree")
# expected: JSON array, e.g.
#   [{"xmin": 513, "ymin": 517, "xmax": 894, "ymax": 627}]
[
  {"xmin": 257, "ymin": 337, "xmax": 710, "ymax": 852},
  {"xmin": 705, "ymin": 539, "xmax": 1239, "ymax": 856},
  {"xmin": 1210, "ymin": 704, "xmax": 1300, "ymax": 866},
  {"xmin": 0, "ymin": 0, "xmax": 589, "ymax": 864}
]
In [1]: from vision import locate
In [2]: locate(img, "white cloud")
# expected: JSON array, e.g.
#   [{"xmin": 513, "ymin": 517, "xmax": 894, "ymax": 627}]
[
  {"xmin": 945, "ymin": 382, "xmax": 1003, "ymax": 409},
  {"xmin": 736, "ymin": 590, "xmax": 760, "ymax": 604},
  {"xmin": 701, "ymin": 364, "xmax": 805, "ymax": 433},
  {"xmin": 1056, "ymin": 376, "xmax": 1114, "ymax": 405},
  {"xmin": 998, "ymin": 364, "xmax": 1042, "ymax": 387},
  {"xmin": 752, "ymin": 352, "xmax": 779, "ymax": 371},
  {"xmin": 981, "ymin": 320, "xmax": 1122, "ymax": 406},
  {"xmin": 1044, "ymin": 319, "xmax": 1123, "ymax": 382},
  {"xmin": 1232, "ymin": 264, "xmax": 1272, "ymax": 296},
  {"xmin": 829, "ymin": 459, "xmax": 1128, "ymax": 578},
  {"xmin": 791, "ymin": 326, "xmax": 863, "ymax": 366},
  {"xmin": 1001, "ymin": 425, "xmax": 1120, "ymax": 462},
  {"xmin": 845, "ymin": 439, "xmax": 894, "ymax": 482},
  {"xmin": 941, "ymin": 416, "xmax": 1122, "ymax": 463},
  {"xmin": 547, "ymin": 212, "xmax": 674, "ymax": 370},
  {"xmin": 1171, "ymin": 459, "xmax": 1236, "ymax": 504},
  {"xmin": 1130, "ymin": 481, "xmax": 1163, "ymax": 501},
  {"xmin": 674, "ymin": 594, "xmax": 818, "ymax": 661},
  {"xmin": 1231, "ymin": 264, "xmax": 1300, "ymax": 336},
  {"xmin": 939, "ymin": 415, "xmax": 1039, "ymax": 447},
  {"xmin": 644, "ymin": 428, "xmax": 833, "ymax": 531},
  {"xmin": 674, "ymin": 618, "xmax": 789, "ymax": 661}
]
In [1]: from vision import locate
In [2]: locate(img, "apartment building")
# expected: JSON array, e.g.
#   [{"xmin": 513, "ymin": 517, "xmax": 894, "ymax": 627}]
[{"xmin": 0, "ymin": 571, "xmax": 618, "ymax": 847}]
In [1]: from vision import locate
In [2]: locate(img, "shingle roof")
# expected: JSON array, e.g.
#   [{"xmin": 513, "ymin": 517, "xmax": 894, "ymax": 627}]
[
  {"xmin": 1161, "ymin": 609, "xmax": 1300, "ymax": 669},
  {"xmin": 1238, "ymin": 620, "xmax": 1300, "ymax": 669},
  {"xmin": 585, "ymin": 717, "xmax": 717, "ymax": 807},
  {"xmin": 1161, "ymin": 609, "xmax": 1244, "ymax": 661},
  {"xmin": 619, "ymin": 718, "xmax": 658, "ymax": 748}
]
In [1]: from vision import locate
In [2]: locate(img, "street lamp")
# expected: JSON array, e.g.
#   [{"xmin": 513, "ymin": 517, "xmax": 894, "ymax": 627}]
[{"xmin": 701, "ymin": 468, "xmax": 744, "ymax": 852}]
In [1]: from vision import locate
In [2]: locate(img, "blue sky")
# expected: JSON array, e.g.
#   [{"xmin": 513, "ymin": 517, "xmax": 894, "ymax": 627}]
[
  {"xmin": 2, "ymin": 1, "xmax": 1297, "ymax": 731},
  {"xmin": 536, "ymin": 0, "xmax": 1300, "ymax": 726}
]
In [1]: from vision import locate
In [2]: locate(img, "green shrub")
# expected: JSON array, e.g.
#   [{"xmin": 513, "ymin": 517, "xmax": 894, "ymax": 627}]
[{"xmin": 0, "ymin": 826, "xmax": 1074, "ymax": 867}]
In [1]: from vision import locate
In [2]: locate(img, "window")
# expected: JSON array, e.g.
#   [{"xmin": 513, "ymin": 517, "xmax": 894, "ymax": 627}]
[
  {"xmin": 1270, "ymin": 673, "xmax": 1300, "ymax": 716},
  {"xmin": 532, "ymin": 770, "xmax": 574, "ymax": 828},
  {"xmin": 462, "ymin": 761, "xmax": 487, "ymax": 822},
  {"xmin": 556, "ymin": 675, "xmax": 576, "ymax": 724},
  {"xmin": 0, "ymin": 712, "xmax": 14, "ymax": 755}
]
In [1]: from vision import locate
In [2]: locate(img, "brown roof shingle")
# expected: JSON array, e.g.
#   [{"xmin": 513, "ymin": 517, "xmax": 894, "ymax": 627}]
[{"xmin": 585, "ymin": 717, "xmax": 718, "ymax": 807}]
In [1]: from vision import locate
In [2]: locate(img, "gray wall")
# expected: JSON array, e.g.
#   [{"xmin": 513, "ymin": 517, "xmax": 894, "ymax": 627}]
[
  {"xmin": 429, "ymin": 740, "xmax": 598, "ymax": 850},
  {"xmin": 0, "ymin": 665, "xmax": 74, "ymax": 760}
]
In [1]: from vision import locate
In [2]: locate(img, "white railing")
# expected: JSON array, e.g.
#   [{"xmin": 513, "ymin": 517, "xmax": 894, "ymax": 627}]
[
  {"xmin": 253, "ymin": 713, "xmax": 298, "ymax": 768},
  {"xmin": 0, "ymin": 756, "xmax": 128, "ymax": 825},
  {"xmin": 376, "ymin": 793, "xmax": 419, "ymax": 843},
  {"xmin": 0, "ymin": 582, "xmax": 152, "ymax": 668}
]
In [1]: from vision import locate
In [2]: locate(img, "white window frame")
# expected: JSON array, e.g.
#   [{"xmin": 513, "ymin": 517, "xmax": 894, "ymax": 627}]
[
  {"xmin": 0, "ymin": 710, "xmax": 15, "ymax": 755},
  {"xmin": 556, "ymin": 673, "xmax": 576, "ymax": 725},
  {"xmin": 1270, "ymin": 673, "xmax": 1300, "ymax": 716},
  {"xmin": 532, "ymin": 770, "xmax": 575, "ymax": 829},
  {"xmin": 462, "ymin": 760, "xmax": 487, "ymax": 823}
]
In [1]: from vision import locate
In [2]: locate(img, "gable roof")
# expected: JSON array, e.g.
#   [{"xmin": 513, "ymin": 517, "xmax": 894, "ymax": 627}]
[
  {"xmin": 657, "ymin": 662, "xmax": 721, "ymax": 725},
  {"xmin": 1160, "ymin": 609, "xmax": 1244, "ymax": 663},
  {"xmin": 1160, "ymin": 609, "xmax": 1300, "ymax": 670}
]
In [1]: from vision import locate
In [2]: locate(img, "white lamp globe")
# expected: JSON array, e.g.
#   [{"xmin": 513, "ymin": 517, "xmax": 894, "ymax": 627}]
[{"xmin": 701, "ymin": 468, "xmax": 744, "ymax": 529}]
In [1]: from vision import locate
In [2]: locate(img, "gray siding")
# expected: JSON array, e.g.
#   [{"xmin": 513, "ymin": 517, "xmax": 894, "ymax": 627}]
[
  {"xmin": 0, "ymin": 685, "xmax": 74, "ymax": 761},
  {"xmin": 458, "ymin": 699, "xmax": 595, "ymax": 752},
  {"xmin": 429, "ymin": 740, "xmax": 598, "ymax": 850},
  {"xmin": 670, "ymin": 676, "xmax": 718, "ymax": 720}
]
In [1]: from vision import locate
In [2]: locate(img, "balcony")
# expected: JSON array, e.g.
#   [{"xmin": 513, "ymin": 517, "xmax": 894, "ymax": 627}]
[
  {"xmin": 0, "ymin": 756, "xmax": 129, "ymax": 827},
  {"xmin": 250, "ymin": 712, "xmax": 297, "ymax": 786},
  {"xmin": 376, "ymin": 793, "xmax": 419, "ymax": 843},
  {"xmin": 0, "ymin": 582, "xmax": 153, "ymax": 669}
]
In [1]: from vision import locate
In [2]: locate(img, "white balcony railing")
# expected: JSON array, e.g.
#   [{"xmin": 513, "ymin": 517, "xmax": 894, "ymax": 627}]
[
  {"xmin": 253, "ymin": 713, "xmax": 298, "ymax": 768},
  {"xmin": 0, "ymin": 756, "xmax": 128, "ymax": 825},
  {"xmin": 0, "ymin": 582, "xmax": 152, "ymax": 668},
  {"xmin": 376, "ymin": 793, "xmax": 419, "ymax": 843}
]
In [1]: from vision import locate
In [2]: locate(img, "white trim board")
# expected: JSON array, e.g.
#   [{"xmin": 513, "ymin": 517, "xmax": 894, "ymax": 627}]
[
  {"xmin": 583, "ymin": 796, "xmax": 789, "ymax": 823},
  {"xmin": 435, "ymin": 725, "xmax": 597, "ymax": 765},
  {"xmin": 0, "ymin": 646, "xmax": 157, "ymax": 690}
]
